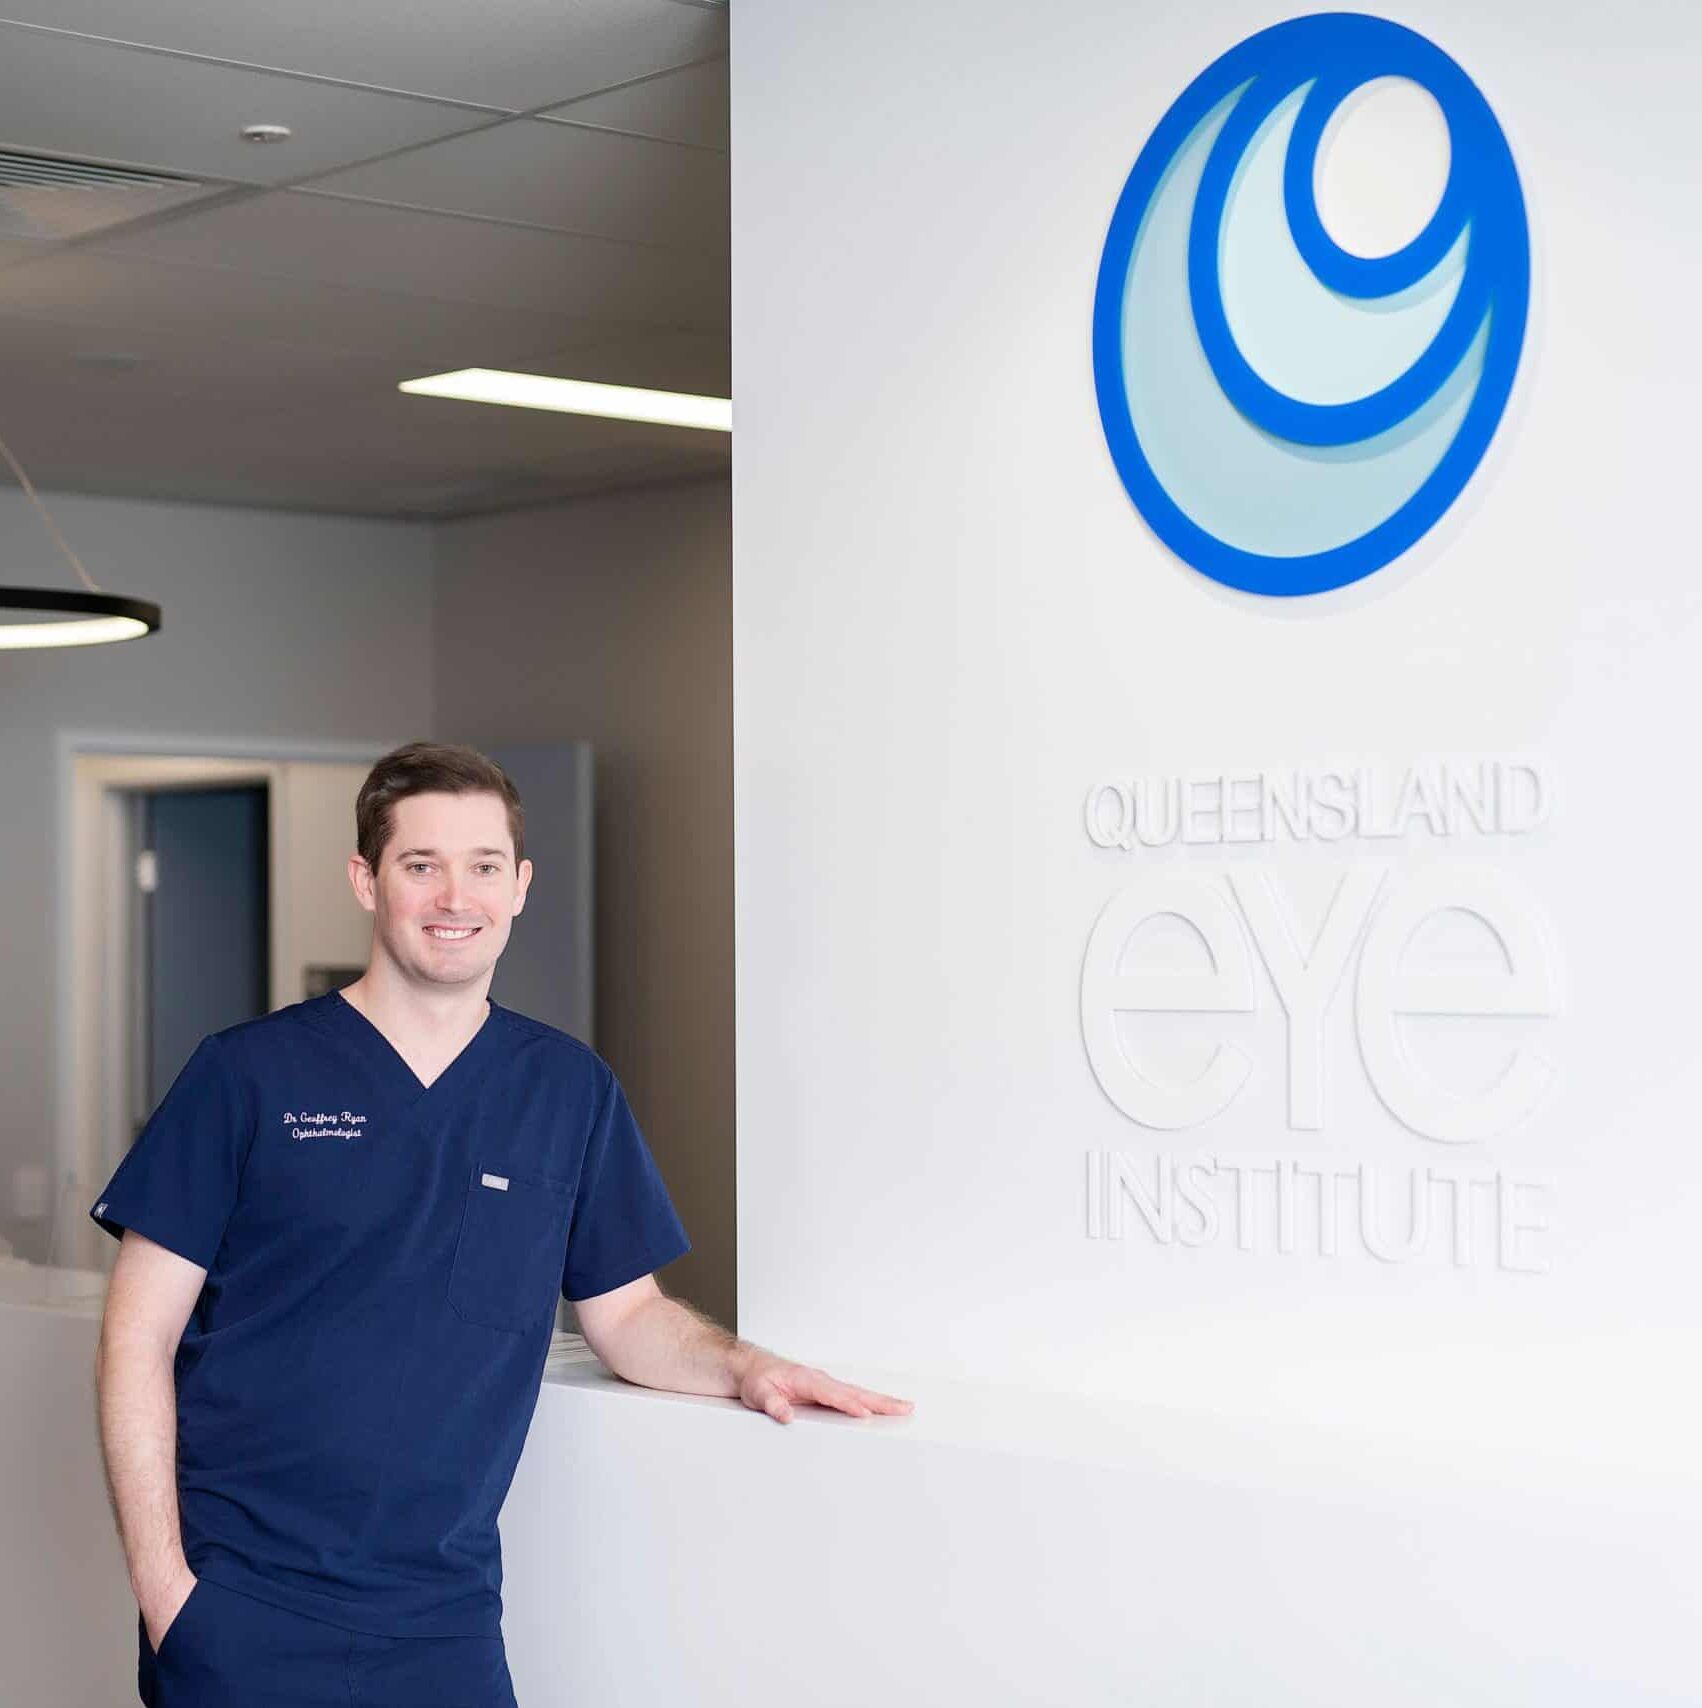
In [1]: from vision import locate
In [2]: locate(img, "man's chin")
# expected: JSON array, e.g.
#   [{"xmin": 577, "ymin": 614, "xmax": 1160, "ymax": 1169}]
[
  {"xmin": 423, "ymin": 957, "xmax": 495, "ymax": 985},
  {"xmin": 399, "ymin": 944, "xmax": 500, "ymax": 987}
]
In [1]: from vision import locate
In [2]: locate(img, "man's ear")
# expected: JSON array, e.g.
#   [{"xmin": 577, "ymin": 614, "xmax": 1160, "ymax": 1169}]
[
  {"xmin": 513, "ymin": 857, "xmax": 534, "ymax": 916},
  {"xmin": 348, "ymin": 852, "xmax": 377, "ymax": 914}
]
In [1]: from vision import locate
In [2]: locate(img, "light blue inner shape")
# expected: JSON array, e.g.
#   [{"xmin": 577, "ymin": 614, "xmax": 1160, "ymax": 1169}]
[
  {"xmin": 1219, "ymin": 84, "xmax": 1465, "ymax": 405},
  {"xmin": 1122, "ymin": 93, "xmax": 1484, "ymax": 559}
]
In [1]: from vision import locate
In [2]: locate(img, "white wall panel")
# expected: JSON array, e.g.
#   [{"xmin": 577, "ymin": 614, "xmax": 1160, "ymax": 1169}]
[{"xmin": 731, "ymin": 0, "xmax": 1700, "ymax": 1545}]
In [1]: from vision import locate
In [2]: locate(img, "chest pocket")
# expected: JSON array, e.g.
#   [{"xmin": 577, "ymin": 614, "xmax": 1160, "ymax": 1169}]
[{"xmin": 448, "ymin": 1165, "xmax": 572, "ymax": 1332}]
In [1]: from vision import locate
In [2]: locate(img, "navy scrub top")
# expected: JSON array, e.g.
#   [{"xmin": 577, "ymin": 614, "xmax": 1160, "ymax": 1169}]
[{"xmin": 86, "ymin": 990, "xmax": 691, "ymax": 1639}]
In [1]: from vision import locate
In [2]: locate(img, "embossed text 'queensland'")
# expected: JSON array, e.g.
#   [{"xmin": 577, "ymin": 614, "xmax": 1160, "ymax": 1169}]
[{"xmin": 1084, "ymin": 757, "xmax": 1550, "ymax": 851}]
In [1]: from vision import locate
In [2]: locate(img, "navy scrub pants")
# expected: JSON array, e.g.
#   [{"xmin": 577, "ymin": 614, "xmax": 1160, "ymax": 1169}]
[{"xmin": 139, "ymin": 1578, "xmax": 519, "ymax": 1707}]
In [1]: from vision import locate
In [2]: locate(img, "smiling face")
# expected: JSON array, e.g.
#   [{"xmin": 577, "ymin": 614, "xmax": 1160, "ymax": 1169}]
[{"xmin": 348, "ymin": 790, "xmax": 533, "ymax": 993}]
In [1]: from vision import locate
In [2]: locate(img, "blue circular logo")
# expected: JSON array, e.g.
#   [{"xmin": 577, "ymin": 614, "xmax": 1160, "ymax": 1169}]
[{"xmin": 1092, "ymin": 13, "xmax": 1529, "ymax": 596}]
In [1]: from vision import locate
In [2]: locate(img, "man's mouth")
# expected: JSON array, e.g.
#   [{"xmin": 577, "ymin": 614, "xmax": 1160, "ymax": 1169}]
[{"xmin": 423, "ymin": 925, "xmax": 482, "ymax": 941}]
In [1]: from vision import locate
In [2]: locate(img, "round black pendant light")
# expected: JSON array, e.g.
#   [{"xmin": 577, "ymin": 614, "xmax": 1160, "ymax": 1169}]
[{"xmin": 0, "ymin": 434, "xmax": 160, "ymax": 650}]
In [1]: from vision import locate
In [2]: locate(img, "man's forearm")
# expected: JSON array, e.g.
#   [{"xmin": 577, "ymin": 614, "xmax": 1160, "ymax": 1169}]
[
  {"xmin": 94, "ymin": 1329, "xmax": 192, "ymax": 1600},
  {"xmin": 594, "ymin": 1293, "xmax": 760, "ymax": 1397}
]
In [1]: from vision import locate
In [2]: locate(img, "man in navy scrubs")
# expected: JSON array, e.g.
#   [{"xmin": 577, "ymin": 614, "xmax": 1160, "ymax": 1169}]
[{"xmin": 90, "ymin": 741, "xmax": 911, "ymax": 1707}]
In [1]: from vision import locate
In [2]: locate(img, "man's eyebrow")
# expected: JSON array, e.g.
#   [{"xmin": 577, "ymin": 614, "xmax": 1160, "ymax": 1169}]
[{"xmin": 393, "ymin": 847, "xmax": 509, "ymax": 859}]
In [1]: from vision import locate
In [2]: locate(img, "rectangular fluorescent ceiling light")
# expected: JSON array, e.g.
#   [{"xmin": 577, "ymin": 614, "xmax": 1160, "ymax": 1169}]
[{"xmin": 399, "ymin": 369, "xmax": 731, "ymax": 432}]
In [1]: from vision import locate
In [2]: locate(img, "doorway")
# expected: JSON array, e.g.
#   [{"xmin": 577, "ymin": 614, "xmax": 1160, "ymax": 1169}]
[
  {"xmin": 60, "ymin": 749, "xmax": 377, "ymax": 1274},
  {"xmin": 133, "ymin": 784, "xmax": 271, "ymax": 1118}
]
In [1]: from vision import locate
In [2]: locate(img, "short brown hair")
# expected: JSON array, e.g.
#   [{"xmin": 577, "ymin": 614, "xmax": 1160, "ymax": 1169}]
[{"xmin": 355, "ymin": 742, "xmax": 525, "ymax": 873}]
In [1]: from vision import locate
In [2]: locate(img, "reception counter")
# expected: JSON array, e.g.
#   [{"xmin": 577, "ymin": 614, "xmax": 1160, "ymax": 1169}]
[{"xmin": 4, "ymin": 1270, "xmax": 1694, "ymax": 1705}]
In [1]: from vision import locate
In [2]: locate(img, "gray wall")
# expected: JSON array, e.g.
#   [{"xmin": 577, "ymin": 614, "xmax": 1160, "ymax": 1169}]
[
  {"xmin": 0, "ymin": 491, "xmax": 434, "ymax": 1263},
  {"xmin": 0, "ymin": 479, "xmax": 735, "ymax": 1333},
  {"xmin": 434, "ymin": 477, "xmax": 734, "ymax": 1331}
]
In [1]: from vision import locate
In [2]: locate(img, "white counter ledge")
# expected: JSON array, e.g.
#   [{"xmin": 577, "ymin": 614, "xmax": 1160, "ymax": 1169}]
[
  {"xmin": 6, "ymin": 1280, "xmax": 1695, "ymax": 1706},
  {"xmin": 506, "ymin": 1335, "xmax": 1697, "ymax": 1706}
]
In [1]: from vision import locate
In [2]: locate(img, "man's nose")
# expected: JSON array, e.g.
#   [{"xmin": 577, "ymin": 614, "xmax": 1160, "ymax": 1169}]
[{"xmin": 436, "ymin": 869, "xmax": 471, "ymax": 911}]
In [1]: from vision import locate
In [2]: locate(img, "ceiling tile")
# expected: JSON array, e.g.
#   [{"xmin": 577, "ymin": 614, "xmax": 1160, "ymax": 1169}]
[
  {"xmin": 301, "ymin": 118, "xmax": 728, "ymax": 254},
  {"xmin": 0, "ymin": 250, "xmax": 649, "ymax": 365},
  {"xmin": 90, "ymin": 190, "xmax": 729, "ymax": 324},
  {"xmin": 2, "ymin": 375, "xmax": 730, "ymax": 518},
  {"xmin": 0, "ymin": 175, "xmax": 222, "ymax": 241},
  {"xmin": 423, "ymin": 447, "xmax": 731, "ymax": 519},
  {"xmin": 0, "ymin": 316, "xmax": 316, "ymax": 384},
  {"xmin": 0, "ymin": 233, "xmax": 53, "ymax": 270},
  {"xmin": 538, "ymin": 57, "xmax": 728, "ymax": 151},
  {"xmin": 0, "ymin": 306, "xmax": 728, "ymax": 405},
  {"xmin": 0, "ymin": 311, "xmax": 422, "ymax": 405},
  {"xmin": 0, "ymin": 23, "xmax": 498, "ymax": 185},
  {"xmin": 0, "ymin": 8, "xmax": 733, "ymax": 519},
  {"xmin": 0, "ymin": 3, "xmax": 727, "ymax": 112},
  {"xmin": 516, "ymin": 330, "xmax": 731, "ymax": 397}
]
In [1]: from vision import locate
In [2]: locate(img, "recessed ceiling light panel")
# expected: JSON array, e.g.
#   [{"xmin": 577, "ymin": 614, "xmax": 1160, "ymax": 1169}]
[{"xmin": 399, "ymin": 369, "xmax": 732, "ymax": 433}]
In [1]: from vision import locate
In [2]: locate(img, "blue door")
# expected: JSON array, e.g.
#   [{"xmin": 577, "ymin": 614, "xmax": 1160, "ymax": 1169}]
[{"xmin": 145, "ymin": 785, "xmax": 270, "ymax": 1106}]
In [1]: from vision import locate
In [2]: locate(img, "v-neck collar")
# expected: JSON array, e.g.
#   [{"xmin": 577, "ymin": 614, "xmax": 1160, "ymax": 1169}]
[{"xmin": 323, "ymin": 988, "xmax": 507, "ymax": 1111}]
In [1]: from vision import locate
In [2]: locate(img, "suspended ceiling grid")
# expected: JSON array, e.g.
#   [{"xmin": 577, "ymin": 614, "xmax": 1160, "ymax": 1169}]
[{"xmin": 0, "ymin": 2, "xmax": 731, "ymax": 518}]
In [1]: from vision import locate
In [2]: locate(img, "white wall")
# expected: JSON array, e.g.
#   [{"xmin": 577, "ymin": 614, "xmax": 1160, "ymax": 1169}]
[
  {"xmin": 0, "ymin": 492, "xmax": 433, "ymax": 1265},
  {"xmin": 732, "ymin": 0, "xmax": 1699, "ymax": 1432},
  {"xmin": 434, "ymin": 479, "xmax": 734, "ymax": 1328},
  {"xmin": 729, "ymin": 9, "xmax": 1696, "ymax": 1692}
]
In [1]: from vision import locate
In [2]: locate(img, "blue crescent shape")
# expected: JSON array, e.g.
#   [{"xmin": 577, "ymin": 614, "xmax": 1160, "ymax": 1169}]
[{"xmin": 1092, "ymin": 12, "xmax": 1529, "ymax": 596}]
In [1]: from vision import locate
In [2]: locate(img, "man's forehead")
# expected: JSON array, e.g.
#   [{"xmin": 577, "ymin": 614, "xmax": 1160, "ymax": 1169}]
[
  {"xmin": 389, "ymin": 791, "xmax": 512, "ymax": 846},
  {"xmin": 393, "ymin": 844, "xmax": 510, "ymax": 859}
]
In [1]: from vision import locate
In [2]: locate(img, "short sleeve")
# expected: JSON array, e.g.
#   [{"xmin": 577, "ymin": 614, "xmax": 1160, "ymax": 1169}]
[
  {"xmin": 87, "ymin": 1034, "xmax": 252, "ymax": 1271},
  {"xmin": 562, "ymin": 1067, "xmax": 691, "ymax": 1302}
]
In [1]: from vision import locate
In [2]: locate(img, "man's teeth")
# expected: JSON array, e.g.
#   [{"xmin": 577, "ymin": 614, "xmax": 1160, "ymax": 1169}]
[{"xmin": 425, "ymin": 926, "xmax": 479, "ymax": 939}]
